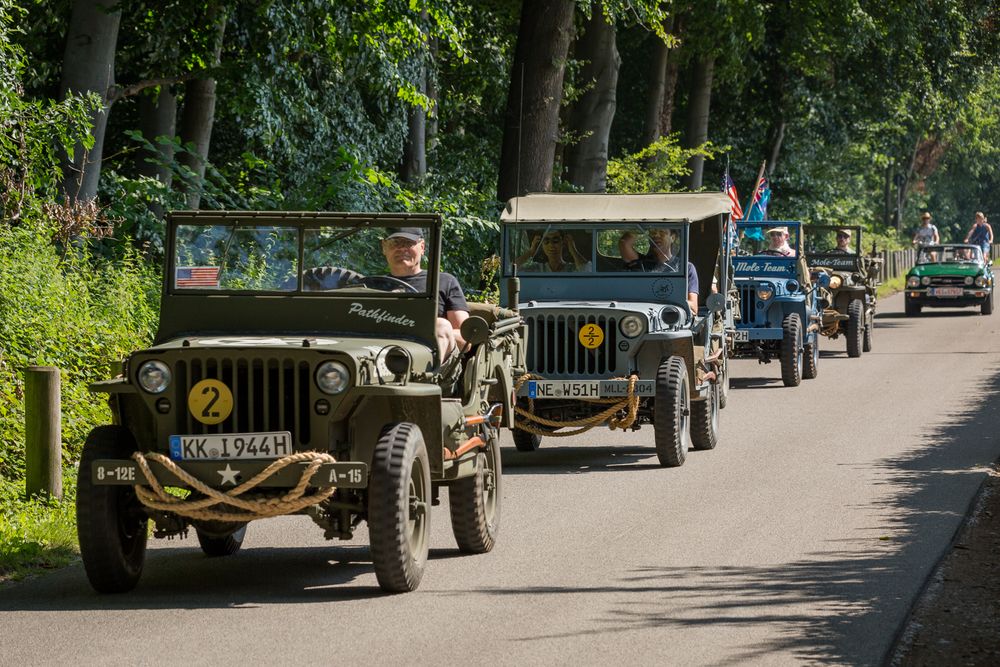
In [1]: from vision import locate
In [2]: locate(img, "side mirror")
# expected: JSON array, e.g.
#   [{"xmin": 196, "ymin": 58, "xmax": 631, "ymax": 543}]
[
  {"xmin": 816, "ymin": 272, "xmax": 831, "ymax": 288},
  {"xmin": 460, "ymin": 315, "xmax": 491, "ymax": 347},
  {"xmin": 706, "ymin": 293, "xmax": 726, "ymax": 314}
]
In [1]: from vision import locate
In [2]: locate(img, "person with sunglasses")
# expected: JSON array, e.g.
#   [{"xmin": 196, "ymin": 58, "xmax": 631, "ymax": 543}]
[
  {"xmin": 619, "ymin": 227, "xmax": 699, "ymax": 313},
  {"xmin": 828, "ymin": 228, "xmax": 854, "ymax": 254},
  {"xmin": 515, "ymin": 229, "xmax": 592, "ymax": 272}
]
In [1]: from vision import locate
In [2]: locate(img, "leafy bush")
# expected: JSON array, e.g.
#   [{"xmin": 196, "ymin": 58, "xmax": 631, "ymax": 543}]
[{"xmin": 0, "ymin": 474, "xmax": 78, "ymax": 581}]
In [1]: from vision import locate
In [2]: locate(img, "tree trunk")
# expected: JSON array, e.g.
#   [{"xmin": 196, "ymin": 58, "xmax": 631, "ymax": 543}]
[
  {"xmin": 58, "ymin": 0, "xmax": 122, "ymax": 202},
  {"xmin": 400, "ymin": 63, "xmax": 427, "ymax": 183},
  {"xmin": 137, "ymin": 86, "xmax": 176, "ymax": 218},
  {"xmin": 766, "ymin": 118, "xmax": 786, "ymax": 178},
  {"xmin": 660, "ymin": 48, "xmax": 680, "ymax": 138},
  {"xmin": 497, "ymin": 0, "xmax": 576, "ymax": 202},
  {"xmin": 643, "ymin": 15, "xmax": 675, "ymax": 146},
  {"xmin": 177, "ymin": 12, "xmax": 225, "ymax": 209},
  {"xmin": 683, "ymin": 55, "xmax": 714, "ymax": 190},
  {"xmin": 564, "ymin": 8, "xmax": 619, "ymax": 192},
  {"xmin": 427, "ymin": 36, "xmax": 439, "ymax": 154}
]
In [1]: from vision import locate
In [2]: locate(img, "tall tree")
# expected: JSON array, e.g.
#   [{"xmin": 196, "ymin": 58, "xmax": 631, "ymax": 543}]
[
  {"xmin": 682, "ymin": 54, "xmax": 714, "ymax": 189},
  {"xmin": 177, "ymin": 7, "xmax": 226, "ymax": 209},
  {"xmin": 644, "ymin": 14, "xmax": 680, "ymax": 146},
  {"xmin": 497, "ymin": 0, "xmax": 576, "ymax": 202},
  {"xmin": 564, "ymin": 7, "xmax": 620, "ymax": 192},
  {"xmin": 58, "ymin": 0, "xmax": 122, "ymax": 202}
]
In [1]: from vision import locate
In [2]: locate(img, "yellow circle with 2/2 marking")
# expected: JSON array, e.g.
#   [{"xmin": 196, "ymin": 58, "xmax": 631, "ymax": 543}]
[
  {"xmin": 188, "ymin": 379, "xmax": 233, "ymax": 425},
  {"xmin": 578, "ymin": 323, "xmax": 605, "ymax": 349}
]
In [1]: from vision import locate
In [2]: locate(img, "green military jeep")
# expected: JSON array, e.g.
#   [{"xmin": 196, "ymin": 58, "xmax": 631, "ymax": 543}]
[
  {"xmin": 77, "ymin": 212, "xmax": 525, "ymax": 593},
  {"xmin": 804, "ymin": 225, "xmax": 881, "ymax": 357},
  {"xmin": 500, "ymin": 193, "xmax": 732, "ymax": 467}
]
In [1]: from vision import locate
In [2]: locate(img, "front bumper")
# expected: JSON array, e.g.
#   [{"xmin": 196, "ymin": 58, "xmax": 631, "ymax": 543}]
[
  {"xmin": 733, "ymin": 327, "xmax": 784, "ymax": 342},
  {"xmin": 92, "ymin": 457, "xmax": 369, "ymax": 489},
  {"xmin": 905, "ymin": 289, "xmax": 990, "ymax": 307}
]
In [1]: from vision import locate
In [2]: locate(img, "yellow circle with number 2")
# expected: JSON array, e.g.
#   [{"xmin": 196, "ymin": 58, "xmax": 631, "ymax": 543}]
[
  {"xmin": 578, "ymin": 323, "xmax": 605, "ymax": 349},
  {"xmin": 188, "ymin": 379, "xmax": 233, "ymax": 425}
]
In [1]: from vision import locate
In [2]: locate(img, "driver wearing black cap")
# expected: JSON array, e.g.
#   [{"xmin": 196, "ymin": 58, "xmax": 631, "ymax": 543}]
[{"xmin": 382, "ymin": 227, "xmax": 469, "ymax": 360}]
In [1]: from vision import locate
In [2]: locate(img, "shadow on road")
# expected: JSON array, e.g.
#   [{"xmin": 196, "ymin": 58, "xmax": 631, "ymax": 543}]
[
  {"xmin": 0, "ymin": 543, "xmax": 474, "ymax": 611},
  {"xmin": 502, "ymin": 445, "xmax": 664, "ymax": 475},
  {"xmin": 446, "ymin": 365, "xmax": 1000, "ymax": 665}
]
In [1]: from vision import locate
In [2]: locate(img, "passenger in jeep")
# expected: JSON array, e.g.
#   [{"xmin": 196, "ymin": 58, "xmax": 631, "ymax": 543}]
[
  {"xmin": 381, "ymin": 227, "xmax": 469, "ymax": 360},
  {"xmin": 828, "ymin": 229, "xmax": 854, "ymax": 254},
  {"xmin": 619, "ymin": 228, "xmax": 699, "ymax": 313}
]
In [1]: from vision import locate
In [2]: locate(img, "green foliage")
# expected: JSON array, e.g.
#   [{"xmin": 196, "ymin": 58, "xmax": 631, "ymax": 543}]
[
  {"xmin": 0, "ymin": 474, "xmax": 78, "ymax": 581},
  {"xmin": 606, "ymin": 135, "xmax": 722, "ymax": 193}
]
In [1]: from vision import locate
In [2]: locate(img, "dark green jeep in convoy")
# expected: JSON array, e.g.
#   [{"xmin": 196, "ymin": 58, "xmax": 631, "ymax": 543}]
[{"xmin": 77, "ymin": 212, "xmax": 525, "ymax": 593}]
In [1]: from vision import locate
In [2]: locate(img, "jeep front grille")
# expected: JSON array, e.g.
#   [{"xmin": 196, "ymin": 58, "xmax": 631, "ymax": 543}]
[
  {"xmin": 525, "ymin": 313, "xmax": 618, "ymax": 377},
  {"xmin": 737, "ymin": 285, "xmax": 756, "ymax": 325},
  {"xmin": 174, "ymin": 356, "xmax": 312, "ymax": 444}
]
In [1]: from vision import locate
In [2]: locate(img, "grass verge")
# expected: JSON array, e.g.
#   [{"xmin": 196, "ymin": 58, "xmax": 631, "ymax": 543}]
[
  {"xmin": 877, "ymin": 274, "xmax": 907, "ymax": 299},
  {"xmin": 0, "ymin": 472, "xmax": 78, "ymax": 584}
]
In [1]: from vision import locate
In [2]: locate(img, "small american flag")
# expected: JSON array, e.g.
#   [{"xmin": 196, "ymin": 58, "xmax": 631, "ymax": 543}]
[
  {"xmin": 176, "ymin": 266, "xmax": 221, "ymax": 288},
  {"xmin": 723, "ymin": 173, "xmax": 744, "ymax": 220}
]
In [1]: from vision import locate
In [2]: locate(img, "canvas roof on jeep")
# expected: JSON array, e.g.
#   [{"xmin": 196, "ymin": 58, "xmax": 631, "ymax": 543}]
[{"xmin": 501, "ymin": 192, "xmax": 732, "ymax": 222}]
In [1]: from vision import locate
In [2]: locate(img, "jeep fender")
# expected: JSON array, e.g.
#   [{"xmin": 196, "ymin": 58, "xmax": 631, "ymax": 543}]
[
  {"xmin": 347, "ymin": 384, "xmax": 446, "ymax": 476},
  {"xmin": 634, "ymin": 331, "xmax": 698, "ymax": 398}
]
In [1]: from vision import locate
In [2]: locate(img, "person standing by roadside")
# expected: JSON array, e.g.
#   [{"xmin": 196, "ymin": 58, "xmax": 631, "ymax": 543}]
[
  {"xmin": 963, "ymin": 211, "xmax": 993, "ymax": 259},
  {"xmin": 912, "ymin": 212, "xmax": 939, "ymax": 248}
]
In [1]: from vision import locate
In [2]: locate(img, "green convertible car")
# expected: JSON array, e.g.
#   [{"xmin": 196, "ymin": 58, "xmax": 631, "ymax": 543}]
[{"xmin": 904, "ymin": 244, "xmax": 994, "ymax": 316}]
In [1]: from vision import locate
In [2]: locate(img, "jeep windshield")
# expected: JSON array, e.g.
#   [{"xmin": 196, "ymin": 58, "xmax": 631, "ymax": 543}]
[
  {"xmin": 736, "ymin": 223, "xmax": 799, "ymax": 257},
  {"xmin": 506, "ymin": 223, "xmax": 686, "ymax": 275},
  {"xmin": 173, "ymin": 222, "xmax": 432, "ymax": 295}
]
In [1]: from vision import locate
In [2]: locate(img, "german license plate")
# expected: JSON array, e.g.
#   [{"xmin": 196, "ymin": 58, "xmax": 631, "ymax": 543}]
[
  {"xmin": 733, "ymin": 330, "xmax": 750, "ymax": 342},
  {"xmin": 527, "ymin": 380, "xmax": 655, "ymax": 398},
  {"xmin": 169, "ymin": 431, "xmax": 293, "ymax": 461},
  {"xmin": 929, "ymin": 287, "xmax": 962, "ymax": 297}
]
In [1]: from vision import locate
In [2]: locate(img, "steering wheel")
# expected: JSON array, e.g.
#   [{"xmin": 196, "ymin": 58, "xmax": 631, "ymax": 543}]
[
  {"xmin": 759, "ymin": 249, "xmax": 785, "ymax": 256},
  {"xmin": 347, "ymin": 275, "xmax": 419, "ymax": 293}
]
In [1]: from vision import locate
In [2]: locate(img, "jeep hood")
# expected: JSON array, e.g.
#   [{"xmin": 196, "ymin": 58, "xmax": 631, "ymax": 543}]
[{"xmin": 908, "ymin": 263, "xmax": 984, "ymax": 277}]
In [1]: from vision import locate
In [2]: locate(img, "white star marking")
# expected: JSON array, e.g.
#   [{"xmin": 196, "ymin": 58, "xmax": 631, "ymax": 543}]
[{"xmin": 217, "ymin": 463, "xmax": 240, "ymax": 486}]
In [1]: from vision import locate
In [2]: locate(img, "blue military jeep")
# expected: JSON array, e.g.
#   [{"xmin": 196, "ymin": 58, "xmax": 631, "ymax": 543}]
[
  {"xmin": 500, "ymin": 193, "xmax": 733, "ymax": 468},
  {"xmin": 731, "ymin": 220, "xmax": 821, "ymax": 386}
]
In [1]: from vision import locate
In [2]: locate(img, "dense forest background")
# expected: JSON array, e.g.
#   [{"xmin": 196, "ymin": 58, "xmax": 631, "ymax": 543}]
[{"xmin": 1, "ymin": 0, "xmax": 999, "ymax": 536}]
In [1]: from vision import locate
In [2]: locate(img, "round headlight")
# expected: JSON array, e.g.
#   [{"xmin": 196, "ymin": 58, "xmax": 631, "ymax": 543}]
[
  {"xmin": 786, "ymin": 280, "xmax": 799, "ymax": 293},
  {"xmin": 964, "ymin": 276, "xmax": 974, "ymax": 285},
  {"xmin": 906, "ymin": 276, "xmax": 920, "ymax": 288},
  {"xmin": 660, "ymin": 306, "xmax": 683, "ymax": 326},
  {"xmin": 757, "ymin": 285, "xmax": 774, "ymax": 301},
  {"xmin": 921, "ymin": 276, "xmax": 931, "ymax": 286},
  {"xmin": 829, "ymin": 275, "xmax": 843, "ymax": 290},
  {"xmin": 975, "ymin": 275, "xmax": 987, "ymax": 287},
  {"xmin": 315, "ymin": 361, "xmax": 350, "ymax": 394},
  {"xmin": 619, "ymin": 315, "xmax": 645, "ymax": 338},
  {"xmin": 137, "ymin": 360, "xmax": 171, "ymax": 394}
]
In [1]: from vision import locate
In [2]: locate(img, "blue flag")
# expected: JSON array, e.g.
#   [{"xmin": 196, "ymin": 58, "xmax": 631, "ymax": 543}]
[{"xmin": 745, "ymin": 176, "xmax": 771, "ymax": 221}]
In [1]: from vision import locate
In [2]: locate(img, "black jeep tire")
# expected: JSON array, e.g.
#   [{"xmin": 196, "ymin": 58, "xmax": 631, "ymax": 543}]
[
  {"xmin": 863, "ymin": 312, "xmax": 874, "ymax": 352},
  {"xmin": 846, "ymin": 299, "xmax": 864, "ymax": 357},
  {"xmin": 368, "ymin": 422, "xmax": 431, "ymax": 593},
  {"xmin": 512, "ymin": 427, "xmax": 541, "ymax": 452},
  {"xmin": 196, "ymin": 524, "xmax": 247, "ymax": 557},
  {"xmin": 802, "ymin": 338, "xmax": 819, "ymax": 380},
  {"xmin": 982, "ymin": 291, "xmax": 994, "ymax": 315},
  {"xmin": 654, "ymin": 356, "xmax": 690, "ymax": 467},
  {"xmin": 690, "ymin": 381, "xmax": 719, "ymax": 451},
  {"xmin": 780, "ymin": 314, "xmax": 803, "ymax": 387},
  {"xmin": 904, "ymin": 299, "xmax": 921, "ymax": 317},
  {"xmin": 449, "ymin": 428, "xmax": 501, "ymax": 554},
  {"xmin": 76, "ymin": 426, "xmax": 148, "ymax": 593},
  {"xmin": 718, "ymin": 353, "xmax": 730, "ymax": 409}
]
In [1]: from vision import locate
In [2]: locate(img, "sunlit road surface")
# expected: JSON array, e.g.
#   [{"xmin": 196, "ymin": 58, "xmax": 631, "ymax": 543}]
[{"xmin": 3, "ymin": 293, "xmax": 999, "ymax": 666}]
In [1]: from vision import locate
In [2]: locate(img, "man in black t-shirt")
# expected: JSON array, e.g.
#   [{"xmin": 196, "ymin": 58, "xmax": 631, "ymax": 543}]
[{"xmin": 382, "ymin": 227, "xmax": 469, "ymax": 361}]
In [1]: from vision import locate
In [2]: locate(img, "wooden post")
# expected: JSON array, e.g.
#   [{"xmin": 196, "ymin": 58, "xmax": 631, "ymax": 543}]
[{"xmin": 25, "ymin": 366, "xmax": 62, "ymax": 499}]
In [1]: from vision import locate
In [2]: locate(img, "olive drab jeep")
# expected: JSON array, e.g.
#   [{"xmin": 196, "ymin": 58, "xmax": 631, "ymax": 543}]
[
  {"xmin": 77, "ymin": 212, "xmax": 525, "ymax": 594},
  {"xmin": 731, "ymin": 220, "xmax": 822, "ymax": 386},
  {"xmin": 804, "ymin": 225, "xmax": 881, "ymax": 356},
  {"xmin": 500, "ymin": 193, "xmax": 733, "ymax": 468}
]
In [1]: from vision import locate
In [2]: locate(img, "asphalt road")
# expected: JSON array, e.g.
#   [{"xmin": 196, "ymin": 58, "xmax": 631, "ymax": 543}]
[{"xmin": 3, "ymin": 293, "xmax": 1000, "ymax": 666}]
